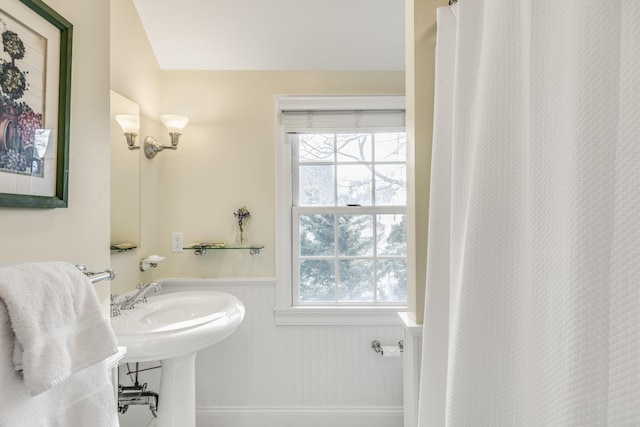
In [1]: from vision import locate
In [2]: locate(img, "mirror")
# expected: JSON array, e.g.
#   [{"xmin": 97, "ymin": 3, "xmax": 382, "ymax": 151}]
[{"xmin": 110, "ymin": 90, "xmax": 140, "ymax": 250}]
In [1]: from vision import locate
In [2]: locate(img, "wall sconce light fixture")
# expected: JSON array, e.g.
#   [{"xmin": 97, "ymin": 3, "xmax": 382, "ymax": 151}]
[
  {"xmin": 115, "ymin": 114, "xmax": 140, "ymax": 150},
  {"xmin": 143, "ymin": 114, "xmax": 189, "ymax": 159}
]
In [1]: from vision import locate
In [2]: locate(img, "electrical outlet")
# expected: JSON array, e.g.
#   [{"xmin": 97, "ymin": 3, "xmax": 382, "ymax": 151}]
[{"xmin": 171, "ymin": 232, "xmax": 184, "ymax": 252}]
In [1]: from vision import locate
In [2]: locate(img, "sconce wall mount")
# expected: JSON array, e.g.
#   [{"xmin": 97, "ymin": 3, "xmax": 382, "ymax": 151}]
[{"xmin": 143, "ymin": 132, "xmax": 181, "ymax": 159}]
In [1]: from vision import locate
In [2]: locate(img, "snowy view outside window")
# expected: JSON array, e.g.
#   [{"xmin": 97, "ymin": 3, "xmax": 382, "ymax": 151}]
[{"xmin": 292, "ymin": 132, "xmax": 407, "ymax": 304}]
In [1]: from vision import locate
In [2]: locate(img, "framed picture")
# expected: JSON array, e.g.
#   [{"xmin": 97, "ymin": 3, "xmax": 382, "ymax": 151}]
[{"xmin": 0, "ymin": 0, "xmax": 72, "ymax": 208}]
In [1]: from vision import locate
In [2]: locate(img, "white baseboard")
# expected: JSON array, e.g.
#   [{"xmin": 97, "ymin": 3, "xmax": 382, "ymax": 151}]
[{"xmin": 196, "ymin": 406, "xmax": 404, "ymax": 427}]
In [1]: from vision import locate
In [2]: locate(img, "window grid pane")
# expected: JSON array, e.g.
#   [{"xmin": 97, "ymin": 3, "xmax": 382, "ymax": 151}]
[
  {"xmin": 374, "ymin": 133, "xmax": 407, "ymax": 162},
  {"xmin": 299, "ymin": 165, "xmax": 335, "ymax": 206},
  {"xmin": 377, "ymin": 258, "xmax": 407, "ymax": 302},
  {"xmin": 338, "ymin": 214, "xmax": 374, "ymax": 256},
  {"xmin": 299, "ymin": 134, "xmax": 334, "ymax": 162},
  {"xmin": 338, "ymin": 259, "xmax": 374, "ymax": 302},
  {"xmin": 336, "ymin": 134, "xmax": 372, "ymax": 162},
  {"xmin": 299, "ymin": 259, "xmax": 336, "ymax": 302},
  {"xmin": 337, "ymin": 164, "xmax": 373, "ymax": 206},
  {"xmin": 299, "ymin": 214, "xmax": 335, "ymax": 256}
]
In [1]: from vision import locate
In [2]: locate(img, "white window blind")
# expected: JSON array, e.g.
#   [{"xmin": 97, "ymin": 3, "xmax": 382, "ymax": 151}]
[{"xmin": 281, "ymin": 110, "xmax": 406, "ymax": 133}]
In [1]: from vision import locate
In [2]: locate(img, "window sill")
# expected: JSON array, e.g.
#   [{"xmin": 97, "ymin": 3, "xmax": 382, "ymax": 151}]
[{"xmin": 273, "ymin": 306, "xmax": 406, "ymax": 326}]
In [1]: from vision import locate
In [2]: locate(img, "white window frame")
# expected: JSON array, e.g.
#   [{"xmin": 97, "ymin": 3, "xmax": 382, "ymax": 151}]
[{"xmin": 274, "ymin": 95, "xmax": 407, "ymax": 326}]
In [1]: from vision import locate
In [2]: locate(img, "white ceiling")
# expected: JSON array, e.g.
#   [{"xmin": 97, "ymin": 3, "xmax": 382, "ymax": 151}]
[{"xmin": 132, "ymin": 0, "xmax": 405, "ymax": 71}]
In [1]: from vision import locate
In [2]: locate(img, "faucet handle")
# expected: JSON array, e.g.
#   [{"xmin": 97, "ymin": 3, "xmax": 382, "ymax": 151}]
[
  {"xmin": 120, "ymin": 294, "xmax": 137, "ymax": 311},
  {"xmin": 110, "ymin": 294, "xmax": 121, "ymax": 318}
]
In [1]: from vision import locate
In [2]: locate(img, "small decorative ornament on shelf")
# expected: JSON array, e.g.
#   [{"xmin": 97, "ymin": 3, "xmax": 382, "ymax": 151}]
[
  {"xmin": 233, "ymin": 205, "xmax": 251, "ymax": 245},
  {"xmin": 182, "ymin": 206, "xmax": 262, "ymax": 255}
]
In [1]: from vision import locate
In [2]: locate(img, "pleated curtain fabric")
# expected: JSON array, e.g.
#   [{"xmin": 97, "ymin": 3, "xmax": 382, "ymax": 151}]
[{"xmin": 419, "ymin": 1, "xmax": 640, "ymax": 426}]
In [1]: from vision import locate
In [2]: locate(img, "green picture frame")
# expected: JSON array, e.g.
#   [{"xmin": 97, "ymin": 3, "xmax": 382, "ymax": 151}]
[{"xmin": 0, "ymin": 0, "xmax": 72, "ymax": 208}]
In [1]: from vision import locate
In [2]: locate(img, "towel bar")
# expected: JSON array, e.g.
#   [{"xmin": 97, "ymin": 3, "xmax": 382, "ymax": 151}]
[{"xmin": 76, "ymin": 264, "xmax": 117, "ymax": 283}]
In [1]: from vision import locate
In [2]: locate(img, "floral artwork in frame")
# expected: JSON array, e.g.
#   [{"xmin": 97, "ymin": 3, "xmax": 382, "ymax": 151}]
[{"xmin": 0, "ymin": 0, "xmax": 72, "ymax": 208}]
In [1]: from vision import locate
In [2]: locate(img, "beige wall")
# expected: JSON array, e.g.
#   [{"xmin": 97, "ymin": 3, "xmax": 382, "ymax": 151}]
[
  {"xmin": 0, "ymin": 0, "xmax": 111, "ymax": 311},
  {"xmin": 155, "ymin": 71, "xmax": 405, "ymax": 278},
  {"xmin": 405, "ymin": 0, "xmax": 446, "ymax": 324},
  {"xmin": 109, "ymin": 0, "xmax": 163, "ymax": 296}
]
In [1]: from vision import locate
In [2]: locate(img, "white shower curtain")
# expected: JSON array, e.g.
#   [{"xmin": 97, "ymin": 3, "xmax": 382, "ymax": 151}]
[{"xmin": 419, "ymin": 1, "xmax": 640, "ymax": 426}]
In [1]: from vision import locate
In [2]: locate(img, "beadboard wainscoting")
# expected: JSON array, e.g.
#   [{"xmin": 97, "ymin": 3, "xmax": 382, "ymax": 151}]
[{"xmin": 118, "ymin": 278, "xmax": 405, "ymax": 427}]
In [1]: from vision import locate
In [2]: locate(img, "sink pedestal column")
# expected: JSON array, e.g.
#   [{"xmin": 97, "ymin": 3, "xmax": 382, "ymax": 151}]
[{"xmin": 156, "ymin": 352, "xmax": 197, "ymax": 427}]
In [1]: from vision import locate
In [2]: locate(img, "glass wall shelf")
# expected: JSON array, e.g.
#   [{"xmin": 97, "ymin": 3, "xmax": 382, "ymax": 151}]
[
  {"xmin": 184, "ymin": 244, "xmax": 264, "ymax": 256},
  {"xmin": 110, "ymin": 243, "xmax": 137, "ymax": 252}
]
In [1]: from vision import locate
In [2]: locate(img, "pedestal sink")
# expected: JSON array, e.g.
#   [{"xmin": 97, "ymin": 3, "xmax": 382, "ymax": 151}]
[{"xmin": 111, "ymin": 290, "xmax": 245, "ymax": 427}]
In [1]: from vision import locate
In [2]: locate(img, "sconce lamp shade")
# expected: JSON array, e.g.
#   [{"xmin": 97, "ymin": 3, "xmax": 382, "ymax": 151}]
[
  {"xmin": 115, "ymin": 114, "xmax": 140, "ymax": 134},
  {"xmin": 161, "ymin": 115, "xmax": 189, "ymax": 134}
]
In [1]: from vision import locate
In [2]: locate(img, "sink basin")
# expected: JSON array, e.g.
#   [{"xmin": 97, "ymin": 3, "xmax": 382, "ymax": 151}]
[{"xmin": 111, "ymin": 290, "xmax": 245, "ymax": 363}]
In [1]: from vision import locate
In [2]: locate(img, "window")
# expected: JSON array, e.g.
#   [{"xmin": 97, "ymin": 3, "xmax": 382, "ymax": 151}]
[
  {"xmin": 275, "ymin": 96, "xmax": 407, "ymax": 324},
  {"xmin": 292, "ymin": 132, "xmax": 407, "ymax": 304}
]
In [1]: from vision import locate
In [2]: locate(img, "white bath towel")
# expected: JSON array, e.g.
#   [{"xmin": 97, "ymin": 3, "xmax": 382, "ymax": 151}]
[
  {"xmin": 0, "ymin": 261, "xmax": 119, "ymax": 426},
  {"xmin": 0, "ymin": 302, "xmax": 119, "ymax": 427}
]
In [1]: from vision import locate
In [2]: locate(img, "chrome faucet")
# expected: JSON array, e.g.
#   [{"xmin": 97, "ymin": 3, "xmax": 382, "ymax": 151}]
[{"xmin": 120, "ymin": 282, "xmax": 162, "ymax": 310}]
